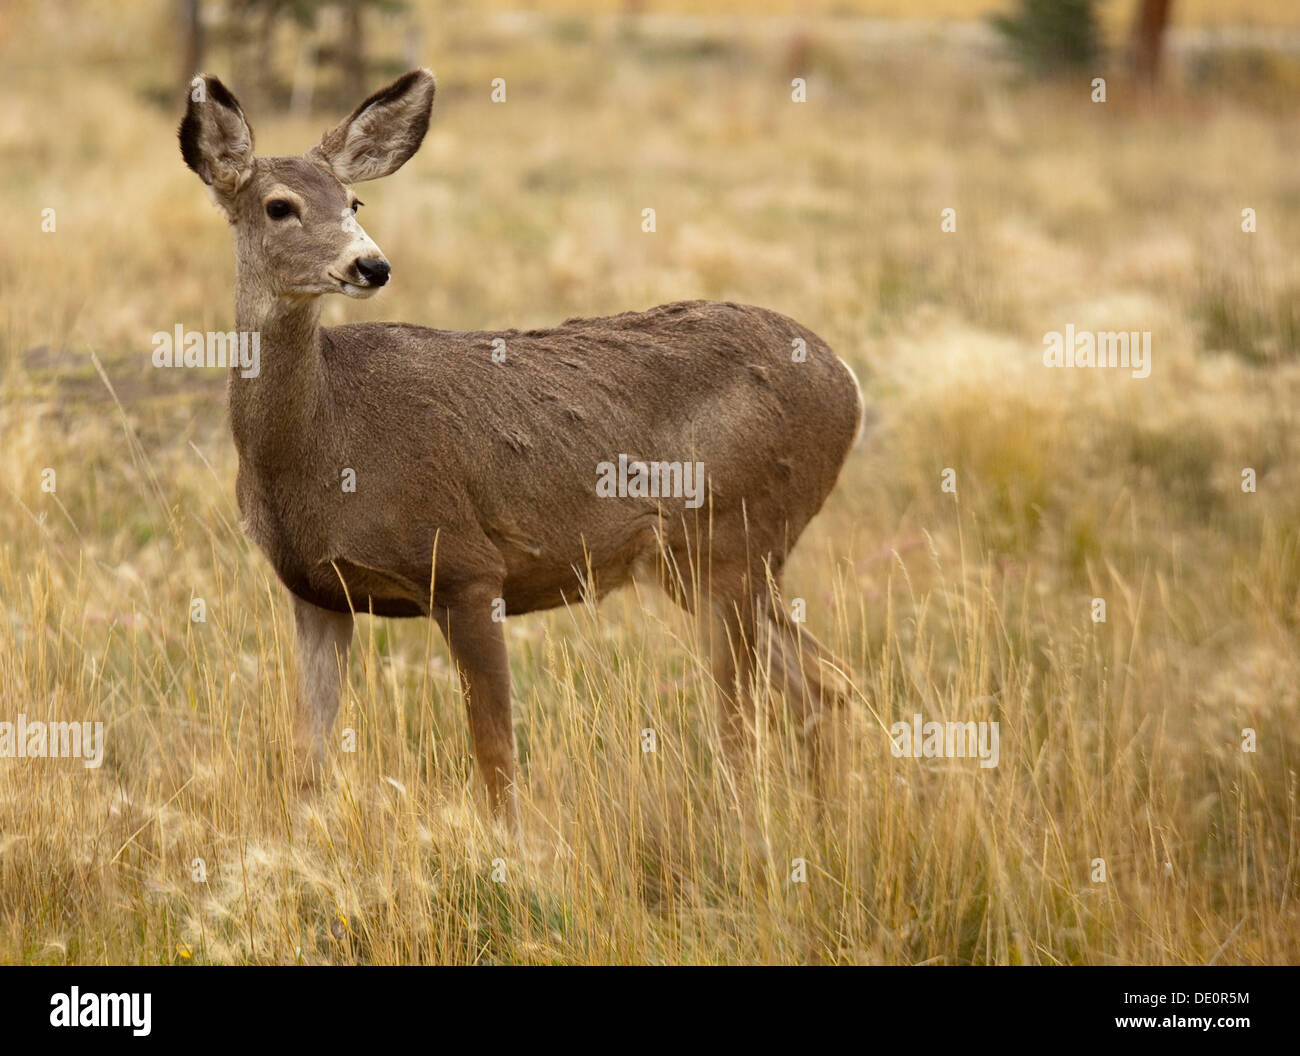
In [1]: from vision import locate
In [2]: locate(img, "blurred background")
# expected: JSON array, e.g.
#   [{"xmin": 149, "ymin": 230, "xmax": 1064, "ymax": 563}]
[{"xmin": 1, "ymin": 0, "xmax": 1298, "ymax": 964}]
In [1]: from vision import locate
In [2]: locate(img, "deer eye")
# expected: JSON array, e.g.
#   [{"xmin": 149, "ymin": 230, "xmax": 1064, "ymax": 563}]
[{"xmin": 265, "ymin": 200, "xmax": 294, "ymax": 220}]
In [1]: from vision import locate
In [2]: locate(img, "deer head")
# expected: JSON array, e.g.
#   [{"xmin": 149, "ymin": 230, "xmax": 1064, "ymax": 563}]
[{"xmin": 178, "ymin": 69, "xmax": 436, "ymax": 300}]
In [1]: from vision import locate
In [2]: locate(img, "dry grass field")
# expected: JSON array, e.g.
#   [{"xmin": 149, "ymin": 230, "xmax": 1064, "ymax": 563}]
[{"xmin": 1, "ymin": 0, "xmax": 1298, "ymax": 964}]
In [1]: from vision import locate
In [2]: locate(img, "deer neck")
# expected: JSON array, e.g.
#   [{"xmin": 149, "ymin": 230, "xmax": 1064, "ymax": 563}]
[{"xmin": 229, "ymin": 282, "xmax": 326, "ymax": 471}]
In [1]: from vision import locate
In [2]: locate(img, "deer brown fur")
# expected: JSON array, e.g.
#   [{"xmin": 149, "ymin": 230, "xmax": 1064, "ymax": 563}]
[{"xmin": 179, "ymin": 69, "xmax": 864, "ymax": 833}]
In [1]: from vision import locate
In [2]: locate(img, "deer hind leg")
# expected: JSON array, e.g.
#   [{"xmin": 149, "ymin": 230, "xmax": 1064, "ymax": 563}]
[
  {"xmin": 291, "ymin": 594, "xmax": 354, "ymax": 785},
  {"xmin": 756, "ymin": 579, "xmax": 855, "ymax": 801},
  {"xmin": 692, "ymin": 555, "xmax": 787, "ymax": 772},
  {"xmin": 708, "ymin": 605, "xmax": 753, "ymax": 771},
  {"xmin": 436, "ymin": 583, "xmax": 521, "ymax": 836},
  {"xmin": 760, "ymin": 593, "xmax": 853, "ymax": 731},
  {"xmin": 708, "ymin": 566, "xmax": 854, "ymax": 790},
  {"xmin": 703, "ymin": 570, "xmax": 767, "ymax": 773}
]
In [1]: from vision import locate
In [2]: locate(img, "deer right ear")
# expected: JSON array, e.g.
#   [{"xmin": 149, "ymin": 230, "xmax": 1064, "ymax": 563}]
[
  {"xmin": 178, "ymin": 75, "xmax": 255, "ymax": 206},
  {"xmin": 311, "ymin": 69, "xmax": 436, "ymax": 184}
]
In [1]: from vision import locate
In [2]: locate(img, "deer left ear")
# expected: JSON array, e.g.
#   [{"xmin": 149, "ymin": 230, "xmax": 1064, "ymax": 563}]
[
  {"xmin": 178, "ymin": 74, "xmax": 255, "ymax": 203},
  {"xmin": 311, "ymin": 68, "xmax": 436, "ymax": 184}
]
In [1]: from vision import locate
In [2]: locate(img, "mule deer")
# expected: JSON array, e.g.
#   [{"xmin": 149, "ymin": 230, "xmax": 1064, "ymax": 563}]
[{"xmin": 179, "ymin": 69, "xmax": 863, "ymax": 832}]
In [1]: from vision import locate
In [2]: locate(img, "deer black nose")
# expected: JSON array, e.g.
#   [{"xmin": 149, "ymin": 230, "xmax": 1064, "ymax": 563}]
[{"xmin": 355, "ymin": 257, "xmax": 391, "ymax": 287}]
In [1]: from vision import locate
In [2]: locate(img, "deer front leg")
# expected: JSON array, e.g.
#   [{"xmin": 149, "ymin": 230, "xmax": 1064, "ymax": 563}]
[
  {"xmin": 291, "ymin": 594, "xmax": 354, "ymax": 783},
  {"xmin": 437, "ymin": 584, "xmax": 520, "ymax": 835}
]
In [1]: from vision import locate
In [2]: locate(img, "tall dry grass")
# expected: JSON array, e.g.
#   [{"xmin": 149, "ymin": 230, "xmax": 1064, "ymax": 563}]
[{"xmin": 0, "ymin": 1, "xmax": 1297, "ymax": 963}]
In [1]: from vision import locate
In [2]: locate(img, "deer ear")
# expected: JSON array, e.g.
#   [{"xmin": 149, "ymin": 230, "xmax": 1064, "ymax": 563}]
[
  {"xmin": 179, "ymin": 75, "xmax": 255, "ymax": 203},
  {"xmin": 311, "ymin": 69, "xmax": 435, "ymax": 184}
]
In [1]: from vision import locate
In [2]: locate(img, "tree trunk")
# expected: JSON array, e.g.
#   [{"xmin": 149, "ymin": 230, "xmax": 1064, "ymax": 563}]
[
  {"xmin": 1131, "ymin": 0, "xmax": 1173, "ymax": 88},
  {"xmin": 340, "ymin": 0, "xmax": 366, "ymax": 102},
  {"xmin": 178, "ymin": 0, "xmax": 203, "ymax": 95}
]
